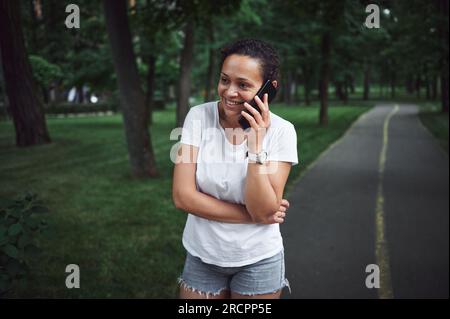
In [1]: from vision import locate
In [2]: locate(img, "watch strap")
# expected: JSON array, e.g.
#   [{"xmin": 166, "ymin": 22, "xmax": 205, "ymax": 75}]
[{"xmin": 247, "ymin": 150, "xmax": 267, "ymax": 164}]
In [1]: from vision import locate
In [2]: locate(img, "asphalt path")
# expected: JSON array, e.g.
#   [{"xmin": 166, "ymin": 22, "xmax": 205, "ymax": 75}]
[{"xmin": 282, "ymin": 103, "xmax": 449, "ymax": 299}]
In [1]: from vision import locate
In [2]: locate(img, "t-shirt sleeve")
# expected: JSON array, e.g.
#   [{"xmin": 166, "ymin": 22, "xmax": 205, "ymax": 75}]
[
  {"xmin": 180, "ymin": 107, "xmax": 202, "ymax": 147},
  {"xmin": 267, "ymin": 123, "xmax": 299, "ymax": 165}
]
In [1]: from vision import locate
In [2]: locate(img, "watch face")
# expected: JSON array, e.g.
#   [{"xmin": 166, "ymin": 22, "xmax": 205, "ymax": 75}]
[{"xmin": 258, "ymin": 151, "xmax": 268, "ymax": 163}]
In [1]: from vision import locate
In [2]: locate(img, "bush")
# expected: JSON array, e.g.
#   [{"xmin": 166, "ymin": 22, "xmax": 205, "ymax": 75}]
[
  {"xmin": 29, "ymin": 55, "xmax": 63, "ymax": 88},
  {"xmin": 0, "ymin": 193, "xmax": 49, "ymax": 295},
  {"xmin": 44, "ymin": 99, "xmax": 165, "ymax": 115},
  {"xmin": 45, "ymin": 102, "xmax": 118, "ymax": 115}
]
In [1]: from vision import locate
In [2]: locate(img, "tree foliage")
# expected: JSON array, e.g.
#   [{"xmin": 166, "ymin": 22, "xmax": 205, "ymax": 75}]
[{"xmin": 2, "ymin": 0, "xmax": 448, "ymax": 119}]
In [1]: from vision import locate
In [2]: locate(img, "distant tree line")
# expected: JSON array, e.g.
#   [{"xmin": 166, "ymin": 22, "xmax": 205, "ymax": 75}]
[{"xmin": 0, "ymin": 0, "xmax": 448, "ymax": 177}]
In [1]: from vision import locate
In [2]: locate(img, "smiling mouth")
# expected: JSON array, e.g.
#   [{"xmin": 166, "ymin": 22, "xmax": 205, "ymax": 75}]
[{"xmin": 224, "ymin": 99, "xmax": 244, "ymax": 107}]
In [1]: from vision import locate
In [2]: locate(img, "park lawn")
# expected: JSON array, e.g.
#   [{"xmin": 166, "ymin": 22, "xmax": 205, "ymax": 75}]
[
  {"xmin": 418, "ymin": 103, "xmax": 449, "ymax": 153},
  {"xmin": 0, "ymin": 103, "xmax": 370, "ymax": 298}
]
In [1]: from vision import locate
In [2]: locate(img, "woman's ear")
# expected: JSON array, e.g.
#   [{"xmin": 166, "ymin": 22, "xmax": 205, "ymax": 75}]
[{"xmin": 272, "ymin": 80, "xmax": 278, "ymax": 89}]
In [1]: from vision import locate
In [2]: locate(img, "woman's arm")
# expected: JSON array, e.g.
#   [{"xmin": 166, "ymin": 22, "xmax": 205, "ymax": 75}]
[
  {"xmin": 172, "ymin": 143, "xmax": 253, "ymax": 224},
  {"xmin": 245, "ymin": 161, "xmax": 291, "ymax": 223},
  {"xmin": 240, "ymin": 94, "xmax": 294, "ymax": 222}
]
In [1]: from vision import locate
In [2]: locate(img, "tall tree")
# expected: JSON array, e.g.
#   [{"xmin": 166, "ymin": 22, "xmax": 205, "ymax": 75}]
[
  {"xmin": 363, "ymin": 60, "xmax": 370, "ymax": 101},
  {"xmin": 132, "ymin": 0, "xmax": 176, "ymax": 125},
  {"xmin": 437, "ymin": 0, "xmax": 449, "ymax": 113},
  {"xmin": 174, "ymin": 0, "xmax": 240, "ymax": 127},
  {"xmin": 0, "ymin": 0, "xmax": 51, "ymax": 147},
  {"xmin": 319, "ymin": 30, "xmax": 331, "ymax": 126},
  {"xmin": 103, "ymin": 0, "xmax": 158, "ymax": 178},
  {"xmin": 289, "ymin": 0, "xmax": 345, "ymax": 125},
  {"xmin": 176, "ymin": 18, "xmax": 195, "ymax": 128},
  {"xmin": 204, "ymin": 21, "xmax": 216, "ymax": 103}
]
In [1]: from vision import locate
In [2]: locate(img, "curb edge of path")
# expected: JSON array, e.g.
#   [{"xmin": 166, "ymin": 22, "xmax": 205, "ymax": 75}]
[{"xmin": 415, "ymin": 111, "xmax": 449, "ymax": 159}]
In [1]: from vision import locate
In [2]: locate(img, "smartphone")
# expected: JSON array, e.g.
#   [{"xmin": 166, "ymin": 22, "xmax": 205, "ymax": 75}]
[{"xmin": 238, "ymin": 80, "xmax": 277, "ymax": 129}]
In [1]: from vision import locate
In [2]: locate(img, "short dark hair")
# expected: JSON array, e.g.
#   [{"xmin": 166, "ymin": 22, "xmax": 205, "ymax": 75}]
[{"xmin": 219, "ymin": 39, "xmax": 280, "ymax": 82}]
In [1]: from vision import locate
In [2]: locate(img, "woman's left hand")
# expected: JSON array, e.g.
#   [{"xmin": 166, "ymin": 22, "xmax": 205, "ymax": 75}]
[{"xmin": 241, "ymin": 93, "xmax": 271, "ymax": 154}]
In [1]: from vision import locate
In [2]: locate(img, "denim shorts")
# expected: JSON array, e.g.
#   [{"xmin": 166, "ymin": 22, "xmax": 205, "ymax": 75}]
[{"xmin": 178, "ymin": 250, "xmax": 291, "ymax": 297}]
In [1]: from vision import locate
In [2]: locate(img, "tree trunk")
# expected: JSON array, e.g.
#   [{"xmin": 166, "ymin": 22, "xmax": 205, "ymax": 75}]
[
  {"xmin": 0, "ymin": 0, "xmax": 51, "ymax": 147},
  {"xmin": 438, "ymin": 0, "xmax": 449, "ymax": 113},
  {"xmin": 279, "ymin": 71, "xmax": 286, "ymax": 103},
  {"xmin": 85, "ymin": 90, "xmax": 91, "ymax": 104},
  {"xmin": 29, "ymin": 0, "xmax": 38, "ymax": 53},
  {"xmin": 415, "ymin": 74, "xmax": 421, "ymax": 99},
  {"xmin": 304, "ymin": 85, "xmax": 311, "ymax": 106},
  {"xmin": 335, "ymin": 81, "xmax": 346, "ymax": 101},
  {"xmin": 0, "ymin": 38, "xmax": 8, "ymax": 119},
  {"xmin": 319, "ymin": 31, "xmax": 331, "ymax": 126},
  {"xmin": 204, "ymin": 23, "xmax": 215, "ymax": 103},
  {"xmin": 441, "ymin": 72, "xmax": 449, "ymax": 113},
  {"xmin": 390, "ymin": 72, "xmax": 396, "ymax": 99},
  {"xmin": 145, "ymin": 54, "xmax": 156, "ymax": 125},
  {"xmin": 334, "ymin": 82, "xmax": 340, "ymax": 99},
  {"xmin": 176, "ymin": 19, "xmax": 195, "ymax": 128},
  {"xmin": 301, "ymin": 64, "xmax": 312, "ymax": 106},
  {"xmin": 302, "ymin": 64, "xmax": 312, "ymax": 106},
  {"xmin": 349, "ymin": 74, "xmax": 355, "ymax": 94},
  {"xmin": 293, "ymin": 70, "xmax": 300, "ymax": 104},
  {"xmin": 363, "ymin": 63, "xmax": 370, "ymax": 100},
  {"xmin": 283, "ymin": 69, "xmax": 293, "ymax": 105},
  {"xmin": 406, "ymin": 74, "xmax": 415, "ymax": 94},
  {"xmin": 287, "ymin": 71, "xmax": 294, "ymax": 105},
  {"xmin": 103, "ymin": 0, "xmax": 158, "ymax": 178},
  {"xmin": 304, "ymin": 79, "xmax": 311, "ymax": 106},
  {"xmin": 344, "ymin": 74, "xmax": 350, "ymax": 102},
  {"xmin": 431, "ymin": 75, "xmax": 438, "ymax": 100},
  {"xmin": 53, "ymin": 79, "xmax": 64, "ymax": 104},
  {"xmin": 76, "ymin": 85, "xmax": 84, "ymax": 103}
]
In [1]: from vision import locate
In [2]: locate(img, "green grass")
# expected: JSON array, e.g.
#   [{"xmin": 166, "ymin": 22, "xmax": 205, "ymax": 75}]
[
  {"xmin": 0, "ymin": 103, "xmax": 370, "ymax": 298},
  {"xmin": 418, "ymin": 102, "xmax": 449, "ymax": 153}
]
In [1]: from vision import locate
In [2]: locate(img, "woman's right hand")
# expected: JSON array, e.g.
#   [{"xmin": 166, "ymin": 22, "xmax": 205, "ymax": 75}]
[{"xmin": 260, "ymin": 199, "xmax": 290, "ymax": 224}]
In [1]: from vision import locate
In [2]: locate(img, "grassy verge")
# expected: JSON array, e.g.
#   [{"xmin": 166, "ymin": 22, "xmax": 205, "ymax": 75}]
[
  {"xmin": 0, "ymin": 103, "xmax": 370, "ymax": 298},
  {"xmin": 418, "ymin": 102, "xmax": 449, "ymax": 153}
]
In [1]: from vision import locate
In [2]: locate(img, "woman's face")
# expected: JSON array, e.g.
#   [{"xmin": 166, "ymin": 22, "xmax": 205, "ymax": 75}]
[{"xmin": 217, "ymin": 54, "xmax": 264, "ymax": 119}]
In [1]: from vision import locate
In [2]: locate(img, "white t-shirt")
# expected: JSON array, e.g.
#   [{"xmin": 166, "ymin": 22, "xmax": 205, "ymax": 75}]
[{"xmin": 179, "ymin": 101, "xmax": 298, "ymax": 267}]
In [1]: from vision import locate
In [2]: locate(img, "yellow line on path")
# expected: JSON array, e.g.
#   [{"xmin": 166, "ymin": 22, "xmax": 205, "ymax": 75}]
[{"xmin": 375, "ymin": 104, "xmax": 398, "ymax": 299}]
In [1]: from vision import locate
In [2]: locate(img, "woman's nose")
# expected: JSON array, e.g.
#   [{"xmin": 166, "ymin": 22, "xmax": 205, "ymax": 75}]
[
  {"xmin": 226, "ymin": 91, "xmax": 239, "ymax": 98},
  {"xmin": 225, "ymin": 86, "xmax": 239, "ymax": 97}
]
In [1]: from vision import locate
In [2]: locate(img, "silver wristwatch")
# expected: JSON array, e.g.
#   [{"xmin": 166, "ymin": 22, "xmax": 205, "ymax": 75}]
[{"xmin": 248, "ymin": 150, "xmax": 268, "ymax": 164}]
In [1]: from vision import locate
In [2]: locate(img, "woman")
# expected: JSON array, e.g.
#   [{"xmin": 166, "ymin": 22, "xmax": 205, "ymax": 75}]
[{"xmin": 172, "ymin": 39, "xmax": 298, "ymax": 299}]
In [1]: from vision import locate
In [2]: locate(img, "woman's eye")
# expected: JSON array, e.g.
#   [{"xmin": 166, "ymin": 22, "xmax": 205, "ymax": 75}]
[
  {"xmin": 221, "ymin": 78, "xmax": 228, "ymax": 83},
  {"xmin": 239, "ymin": 83, "xmax": 248, "ymax": 89}
]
